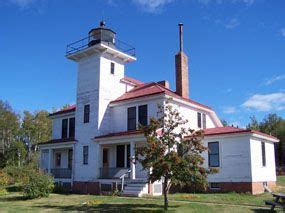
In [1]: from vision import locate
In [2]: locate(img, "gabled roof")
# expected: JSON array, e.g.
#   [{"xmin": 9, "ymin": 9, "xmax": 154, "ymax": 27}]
[
  {"xmin": 110, "ymin": 82, "xmax": 211, "ymax": 110},
  {"xmin": 204, "ymin": 126, "xmax": 279, "ymax": 141},
  {"xmin": 49, "ymin": 105, "xmax": 76, "ymax": 117}
]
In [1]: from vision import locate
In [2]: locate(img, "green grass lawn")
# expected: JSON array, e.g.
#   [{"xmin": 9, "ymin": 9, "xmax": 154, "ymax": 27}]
[{"xmin": 1, "ymin": 177, "xmax": 285, "ymax": 212}]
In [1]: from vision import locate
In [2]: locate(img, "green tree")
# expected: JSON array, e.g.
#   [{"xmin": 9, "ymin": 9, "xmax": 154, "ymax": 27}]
[
  {"xmin": 136, "ymin": 103, "xmax": 212, "ymax": 210},
  {"xmin": 6, "ymin": 141, "xmax": 27, "ymax": 167},
  {"xmin": 247, "ymin": 115, "xmax": 259, "ymax": 130},
  {"xmin": 0, "ymin": 100, "xmax": 20, "ymax": 167}
]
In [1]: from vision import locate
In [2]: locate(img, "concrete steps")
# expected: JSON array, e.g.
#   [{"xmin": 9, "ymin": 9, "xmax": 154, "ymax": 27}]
[{"xmin": 121, "ymin": 180, "xmax": 148, "ymax": 197}]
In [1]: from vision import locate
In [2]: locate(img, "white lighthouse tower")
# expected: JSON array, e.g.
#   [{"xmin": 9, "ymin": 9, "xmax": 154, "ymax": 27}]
[{"xmin": 66, "ymin": 21, "xmax": 136, "ymax": 181}]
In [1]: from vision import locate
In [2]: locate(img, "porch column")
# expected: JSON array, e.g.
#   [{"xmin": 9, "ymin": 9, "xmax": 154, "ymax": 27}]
[
  {"xmin": 48, "ymin": 148, "xmax": 52, "ymax": 174},
  {"xmin": 130, "ymin": 141, "xmax": 136, "ymax": 180}
]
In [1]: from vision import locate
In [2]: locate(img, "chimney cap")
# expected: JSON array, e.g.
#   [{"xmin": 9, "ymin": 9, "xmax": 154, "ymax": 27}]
[{"xmin": 178, "ymin": 23, "xmax": 183, "ymax": 26}]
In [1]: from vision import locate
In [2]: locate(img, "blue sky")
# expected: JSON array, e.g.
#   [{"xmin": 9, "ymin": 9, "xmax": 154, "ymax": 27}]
[{"xmin": 0, "ymin": 0, "xmax": 284, "ymax": 127}]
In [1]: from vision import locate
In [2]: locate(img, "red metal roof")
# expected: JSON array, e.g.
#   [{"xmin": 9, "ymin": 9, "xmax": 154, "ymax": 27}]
[
  {"xmin": 121, "ymin": 76, "xmax": 143, "ymax": 86},
  {"xmin": 204, "ymin": 126, "xmax": 279, "ymax": 141},
  {"xmin": 49, "ymin": 105, "xmax": 76, "ymax": 116},
  {"xmin": 110, "ymin": 82, "xmax": 212, "ymax": 109},
  {"xmin": 40, "ymin": 138, "xmax": 77, "ymax": 145}
]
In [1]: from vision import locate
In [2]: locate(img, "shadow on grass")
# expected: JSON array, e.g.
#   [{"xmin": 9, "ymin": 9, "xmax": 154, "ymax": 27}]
[
  {"xmin": 252, "ymin": 208, "xmax": 277, "ymax": 212},
  {"xmin": 37, "ymin": 203, "xmax": 177, "ymax": 212},
  {"xmin": 0, "ymin": 195, "xmax": 29, "ymax": 202}
]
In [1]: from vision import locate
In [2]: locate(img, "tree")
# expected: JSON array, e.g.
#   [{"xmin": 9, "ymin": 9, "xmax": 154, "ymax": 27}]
[
  {"xmin": 0, "ymin": 101, "xmax": 20, "ymax": 158},
  {"xmin": 247, "ymin": 115, "xmax": 259, "ymax": 130},
  {"xmin": 221, "ymin": 119, "xmax": 228, "ymax": 127},
  {"xmin": 136, "ymin": 103, "xmax": 213, "ymax": 210}
]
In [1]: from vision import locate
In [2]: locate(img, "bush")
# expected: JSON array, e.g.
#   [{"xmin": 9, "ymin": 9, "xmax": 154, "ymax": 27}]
[
  {"xmin": 0, "ymin": 170, "xmax": 9, "ymax": 195},
  {"xmin": 4, "ymin": 165, "xmax": 35, "ymax": 185},
  {"xmin": 23, "ymin": 170, "xmax": 54, "ymax": 199}
]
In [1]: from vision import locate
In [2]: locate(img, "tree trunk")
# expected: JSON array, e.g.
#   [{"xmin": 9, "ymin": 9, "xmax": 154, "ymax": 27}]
[{"xmin": 163, "ymin": 177, "xmax": 169, "ymax": 210}]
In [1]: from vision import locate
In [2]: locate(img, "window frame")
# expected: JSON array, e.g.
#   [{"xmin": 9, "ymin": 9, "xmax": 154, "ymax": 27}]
[
  {"xmin": 61, "ymin": 119, "xmax": 68, "ymax": 139},
  {"xmin": 110, "ymin": 62, "xmax": 115, "ymax": 75},
  {"xmin": 83, "ymin": 146, "xmax": 89, "ymax": 165},
  {"xmin": 138, "ymin": 105, "xmax": 148, "ymax": 127},
  {"xmin": 83, "ymin": 104, "xmax": 90, "ymax": 124},
  {"xmin": 69, "ymin": 117, "xmax": 75, "ymax": 138},
  {"xmin": 208, "ymin": 142, "xmax": 220, "ymax": 168},
  {"xmin": 202, "ymin": 113, "xmax": 206, "ymax": 129},
  {"xmin": 261, "ymin": 141, "xmax": 266, "ymax": 167},
  {"xmin": 127, "ymin": 106, "xmax": 137, "ymax": 131},
  {"xmin": 197, "ymin": 112, "xmax": 202, "ymax": 128}
]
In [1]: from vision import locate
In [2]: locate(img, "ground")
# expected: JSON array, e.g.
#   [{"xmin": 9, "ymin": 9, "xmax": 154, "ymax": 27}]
[{"xmin": 0, "ymin": 177, "xmax": 284, "ymax": 212}]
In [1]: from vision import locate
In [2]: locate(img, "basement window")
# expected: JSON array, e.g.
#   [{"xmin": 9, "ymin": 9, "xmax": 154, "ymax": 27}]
[{"xmin": 209, "ymin": 182, "xmax": 221, "ymax": 190}]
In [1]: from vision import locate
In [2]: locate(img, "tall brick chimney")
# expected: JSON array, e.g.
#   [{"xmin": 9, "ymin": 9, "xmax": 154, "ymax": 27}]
[{"xmin": 175, "ymin": 23, "xmax": 189, "ymax": 98}]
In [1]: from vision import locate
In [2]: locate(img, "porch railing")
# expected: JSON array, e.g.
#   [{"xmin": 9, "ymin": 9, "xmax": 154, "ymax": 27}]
[
  {"xmin": 51, "ymin": 168, "xmax": 72, "ymax": 179},
  {"xmin": 99, "ymin": 167, "xmax": 130, "ymax": 179}
]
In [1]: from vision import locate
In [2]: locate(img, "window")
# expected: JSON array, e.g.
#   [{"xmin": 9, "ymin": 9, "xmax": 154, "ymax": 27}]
[
  {"xmin": 61, "ymin": 119, "xmax": 68, "ymax": 139},
  {"xmin": 127, "ymin": 107, "xmax": 136, "ymax": 131},
  {"xmin": 69, "ymin": 117, "xmax": 75, "ymax": 138},
  {"xmin": 261, "ymin": 142, "xmax": 266, "ymax": 167},
  {"xmin": 138, "ymin": 105, "xmax": 148, "ymax": 126},
  {"xmin": 68, "ymin": 149, "xmax": 73, "ymax": 169},
  {"xmin": 84, "ymin": 104, "xmax": 90, "ymax": 123},
  {"xmin": 209, "ymin": 183, "xmax": 220, "ymax": 190},
  {"xmin": 83, "ymin": 146, "xmax": 89, "ymax": 165},
  {"xmin": 197, "ymin": 112, "xmax": 202, "ymax": 128},
  {"xmin": 202, "ymin": 113, "xmax": 206, "ymax": 129},
  {"xmin": 110, "ymin": 62, "xmax": 115, "ymax": 74},
  {"xmin": 55, "ymin": 153, "xmax": 61, "ymax": 167},
  {"xmin": 208, "ymin": 142, "xmax": 220, "ymax": 167}
]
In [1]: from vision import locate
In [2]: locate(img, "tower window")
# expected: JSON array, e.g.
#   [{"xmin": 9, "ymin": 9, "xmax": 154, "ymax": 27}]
[
  {"xmin": 83, "ymin": 146, "xmax": 89, "ymax": 165},
  {"xmin": 84, "ymin": 104, "xmax": 90, "ymax": 123},
  {"xmin": 202, "ymin": 113, "xmax": 206, "ymax": 129},
  {"xmin": 111, "ymin": 62, "xmax": 115, "ymax": 74}
]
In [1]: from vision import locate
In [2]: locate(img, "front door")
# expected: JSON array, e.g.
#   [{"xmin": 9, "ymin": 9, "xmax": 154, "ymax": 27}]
[
  {"xmin": 102, "ymin": 148, "xmax": 109, "ymax": 178},
  {"xmin": 116, "ymin": 145, "xmax": 125, "ymax": 168}
]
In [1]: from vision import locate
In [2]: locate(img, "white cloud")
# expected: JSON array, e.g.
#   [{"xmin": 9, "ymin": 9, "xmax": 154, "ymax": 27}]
[
  {"xmin": 242, "ymin": 92, "xmax": 285, "ymax": 111},
  {"xmin": 225, "ymin": 18, "xmax": 240, "ymax": 29},
  {"xmin": 222, "ymin": 106, "xmax": 237, "ymax": 114},
  {"xmin": 132, "ymin": 0, "xmax": 174, "ymax": 12},
  {"xmin": 265, "ymin": 74, "xmax": 285, "ymax": 85},
  {"xmin": 280, "ymin": 28, "xmax": 285, "ymax": 37}
]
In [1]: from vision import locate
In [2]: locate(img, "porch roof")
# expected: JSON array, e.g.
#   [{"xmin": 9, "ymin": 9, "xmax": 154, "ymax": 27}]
[
  {"xmin": 39, "ymin": 138, "xmax": 77, "ymax": 146},
  {"xmin": 95, "ymin": 130, "xmax": 143, "ymax": 139}
]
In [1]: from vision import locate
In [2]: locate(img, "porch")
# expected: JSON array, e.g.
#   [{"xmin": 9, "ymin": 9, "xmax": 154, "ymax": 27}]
[
  {"xmin": 40, "ymin": 140, "xmax": 75, "ymax": 180},
  {"xmin": 98, "ymin": 141, "xmax": 148, "ymax": 180}
]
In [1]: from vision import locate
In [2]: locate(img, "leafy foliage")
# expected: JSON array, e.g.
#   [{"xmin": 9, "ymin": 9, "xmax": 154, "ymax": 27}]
[
  {"xmin": 136, "ymin": 102, "xmax": 213, "ymax": 210},
  {"xmin": 23, "ymin": 170, "xmax": 54, "ymax": 199},
  {"xmin": 0, "ymin": 170, "xmax": 9, "ymax": 195}
]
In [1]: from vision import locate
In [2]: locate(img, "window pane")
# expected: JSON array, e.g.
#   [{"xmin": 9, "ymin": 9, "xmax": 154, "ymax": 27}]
[
  {"xmin": 209, "ymin": 142, "xmax": 219, "ymax": 154},
  {"xmin": 197, "ymin": 112, "xmax": 202, "ymax": 128},
  {"xmin": 139, "ymin": 105, "xmax": 148, "ymax": 126},
  {"xmin": 84, "ymin": 105, "xmax": 90, "ymax": 123},
  {"xmin": 83, "ymin": 146, "xmax": 88, "ymax": 164},
  {"xmin": 128, "ymin": 107, "xmax": 136, "ymax": 131},
  {"xmin": 61, "ymin": 119, "xmax": 68, "ymax": 139},
  {"xmin": 111, "ymin": 62, "xmax": 115, "ymax": 74},
  {"xmin": 262, "ymin": 142, "xmax": 266, "ymax": 167},
  {"xmin": 208, "ymin": 142, "xmax": 219, "ymax": 167},
  {"xmin": 209, "ymin": 154, "xmax": 219, "ymax": 167},
  {"xmin": 202, "ymin": 113, "xmax": 206, "ymax": 129},
  {"xmin": 69, "ymin": 117, "xmax": 75, "ymax": 138}
]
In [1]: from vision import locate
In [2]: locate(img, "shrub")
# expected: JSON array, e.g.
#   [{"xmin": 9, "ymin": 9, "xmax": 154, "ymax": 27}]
[
  {"xmin": 4, "ymin": 165, "xmax": 34, "ymax": 185},
  {"xmin": 23, "ymin": 170, "xmax": 54, "ymax": 199},
  {"xmin": 0, "ymin": 170, "xmax": 9, "ymax": 195}
]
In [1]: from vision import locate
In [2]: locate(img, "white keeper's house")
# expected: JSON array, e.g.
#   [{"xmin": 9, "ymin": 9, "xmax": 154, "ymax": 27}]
[{"xmin": 39, "ymin": 21, "xmax": 279, "ymax": 196}]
